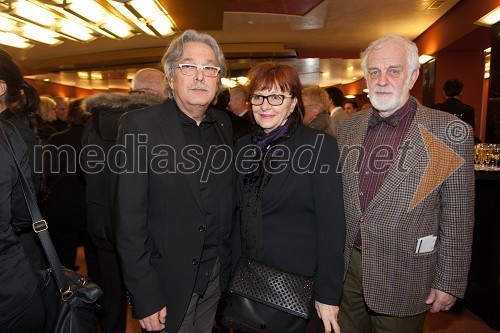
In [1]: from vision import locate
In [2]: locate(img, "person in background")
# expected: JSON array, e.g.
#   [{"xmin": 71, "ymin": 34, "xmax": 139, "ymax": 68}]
[
  {"xmin": 337, "ymin": 34, "xmax": 474, "ymax": 333},
  {"xmin": 81, "ymin": 67, "xmax": 166, "ymax": 333},
  {"xmin": 343, "ymin": 100, "xmax": 359, "ymax": 115},
  {"xmin": 0, "ymin": 48, "xmax": 46, "ymax": 333},
  {"xmin": 43, "ymin": 99, "xmax": 95, "ymax": 275},
  {"xmin": 214, "ymin": 88, "xmax": 253, "ymax": 143},
  {"xmin": 114, "ymin": 29, "xmax": 234, "ymax": 333},
  {"xmin": 129, "ymin": 67, "xmax": 167, "ymax": 99},
  {"xmin": 432, "ymin": 78, "xmax": 475, "ymax": 129},
  {"xmin": 302, "ymin": 86, "xmax": 335, "ymax": 136},
  {"xmin": 37, "ymin": 96, "xmax": 57, "ymax": 144},
  {"xmin": 233, "ymin": 62, "xmax": 345, "ymax": 333},
  {"xmin": 52, "ymin": 96, "xmax": 69, "ymax": 132},
  {"xmin": 228, "ymin": 85, "xmax": 253, "ymax": 122},
  {"xmin": 325, "ymin": 86, "xmax": 347, "ymax": 136}
]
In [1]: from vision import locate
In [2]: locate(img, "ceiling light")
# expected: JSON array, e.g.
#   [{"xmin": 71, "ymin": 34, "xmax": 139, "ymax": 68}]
[
  {"xmin": 77, "ymin": 72, "xmax": 89, "ymax": 80},
  {"xmin": 419, "ymin": 54, "xmax": 435, "ymax": 64},
  {"xmin": 11, "ymin": 1, "xmax": 56, "ymax": 27},
  {"xmin": 0, "ymin": 15, "xmax": 15, "ymax": 31},
  {"xmin": 363, "ymin": 88, "xmax": 369, "ymax": 93},
  {"xmin": 106, "ymin": 0, "xmax": 177, "ymax": 37},
  {"xmin": 23, "ymin": 24, "xmax": 62, "ymax": 45},
  {"xmin": 0, "ymin": 31, "xmax": 33, "ymax": 48},
  {"xmin": 101, "ymin": 15, "xmax": 133, "ymax": 39},
  {"xmin": 237, "ymin": 77, "xmax": 249, "ymax": 85},
  {"xmin": 65, "ymin": 0, "xmax": 108, "ymax": 23},
  {"xmin": 91, "ymin": 72, "xmax": 103, "ymax": 80},
  {"xmin": 345, "ymin": 95, "xmax": 356, "ymax": 99},
  {"xmin": 0, "ymin": 0, "xmax": 177, "ymax": 47},
  {"xmin": 476, "ymin": 7, "xmax": 500, "ymax": 27},
  {"xmin": 59, "ymin": 19, "xmax": 96, "ymax": 41},
  {"xmin": 426, "ymin": 1, "xmax": 445, "ymax": 10}
]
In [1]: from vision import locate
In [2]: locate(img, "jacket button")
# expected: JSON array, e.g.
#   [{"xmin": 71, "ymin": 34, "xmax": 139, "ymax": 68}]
[
  {"xmin": 192, "ymin": 259, "xmax": 198, "ymax": 265},
  {"xmin": 199, "ymin": 226, "xmax": 206, "ymax": 232},
  {"xmin": 359, "ymin": 217, "xmax": 365, "ymax": 223}
]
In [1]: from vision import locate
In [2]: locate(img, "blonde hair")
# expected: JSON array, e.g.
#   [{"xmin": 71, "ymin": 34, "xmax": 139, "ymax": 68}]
[{"xmin": 39, "ymin": 96, "xmax": 56, "ymax": 121}]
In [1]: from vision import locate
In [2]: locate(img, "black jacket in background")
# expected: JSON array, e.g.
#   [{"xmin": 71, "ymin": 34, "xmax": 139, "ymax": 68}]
[
  {"xmin": 81, "ymin": 92, "xmax": 164, "ymax": 251},
  {"xmin": 432, "ymin": 97, "xmax": 475, "ymax": 129}
]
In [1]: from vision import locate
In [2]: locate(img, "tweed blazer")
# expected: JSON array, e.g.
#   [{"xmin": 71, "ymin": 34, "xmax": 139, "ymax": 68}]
[{"xmin": 337, "ymin": 98, "xmax": 475, "ymax": 316}]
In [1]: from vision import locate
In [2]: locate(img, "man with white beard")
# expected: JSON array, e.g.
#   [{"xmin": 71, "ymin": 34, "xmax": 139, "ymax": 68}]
[{"xmin": 336, "ymin": 34, "xmax": 475, "ymax": 333}]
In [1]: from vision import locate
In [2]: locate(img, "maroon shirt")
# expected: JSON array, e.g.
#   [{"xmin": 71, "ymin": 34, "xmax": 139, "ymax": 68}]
[{"xmin": 354, "ymin": 97, "xmax": 417, "ymax": 247}]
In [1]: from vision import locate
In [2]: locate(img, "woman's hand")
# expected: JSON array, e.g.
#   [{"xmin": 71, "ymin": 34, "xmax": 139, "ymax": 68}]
[{"xmin": 315, "ymin": 301, "xmax": 340, "ymax": 333}]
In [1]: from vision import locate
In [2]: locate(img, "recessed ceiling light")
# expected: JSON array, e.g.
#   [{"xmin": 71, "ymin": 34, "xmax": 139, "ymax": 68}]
[{"xmin": 427, "ymin": 1, "xmax": 445, "ymax": 10}]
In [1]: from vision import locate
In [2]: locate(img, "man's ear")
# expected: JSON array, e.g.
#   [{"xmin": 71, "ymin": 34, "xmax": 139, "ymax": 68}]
[{"xmin": 408, "ymin": 69, "xmax": 419, "ymax": 90}]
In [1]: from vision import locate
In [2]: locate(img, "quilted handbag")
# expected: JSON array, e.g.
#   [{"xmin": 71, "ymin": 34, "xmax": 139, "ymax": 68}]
[{"xmin": 222, "ymin": 256, "xmax": 314, "ymax": 333}]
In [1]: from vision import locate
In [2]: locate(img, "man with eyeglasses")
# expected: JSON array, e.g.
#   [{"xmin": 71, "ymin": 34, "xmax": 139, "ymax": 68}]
[
  {"xmin": 337, "ymin": 34, "xmax": 474, "ymax": 333},
  {"xmin": 113, "ymin": 30, "xmax": 234, "ymax": 333}
]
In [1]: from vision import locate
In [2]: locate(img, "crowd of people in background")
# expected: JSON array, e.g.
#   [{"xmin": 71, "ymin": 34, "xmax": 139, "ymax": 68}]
[{"xmin": 0, "ymin": 29, "xmax": 476, "ymax": 333}]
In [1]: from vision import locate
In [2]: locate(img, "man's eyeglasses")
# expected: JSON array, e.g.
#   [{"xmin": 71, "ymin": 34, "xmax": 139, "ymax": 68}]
[
  {"xmin": 177, "ymin": 64, "xmax": 220, "ymax": 77},
  {"xmin": 250, "ymin": 94, "xmax": 293, "ymax": 106}
]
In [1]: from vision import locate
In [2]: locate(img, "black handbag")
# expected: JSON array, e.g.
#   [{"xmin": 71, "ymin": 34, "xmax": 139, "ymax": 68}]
[
  {"xmin": 222, "ymin": 256, "xmax": 314, "ymax": 333},
  {"xmin": 1, "ymin": 124, "xmax": 103, "ymax": 333}
]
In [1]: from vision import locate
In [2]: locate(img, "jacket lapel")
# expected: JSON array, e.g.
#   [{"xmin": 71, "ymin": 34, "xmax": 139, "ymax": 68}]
[
  {"xmin": 366, "ymin": 104, "xmax": 427, "ymax": 212},
  {"xmin": 157, "ymin": 99, "xmax": 205, "ymax": 215},
  {"xmin": 342, "ymin": 110, "xmax": 372, "ymax": 216}
]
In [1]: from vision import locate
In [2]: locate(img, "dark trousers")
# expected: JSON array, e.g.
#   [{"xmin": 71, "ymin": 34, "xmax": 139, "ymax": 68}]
[
  {"xmin": 339, "ymin": 248, "xmax": 427, "ymax": 333},
  {"xmin": 0, "ymin": 290, "xmax": 45, "ymax": 333},
  {"xmin": 96, "ymin": 246, "xmax": 127, "ymax": 333}
]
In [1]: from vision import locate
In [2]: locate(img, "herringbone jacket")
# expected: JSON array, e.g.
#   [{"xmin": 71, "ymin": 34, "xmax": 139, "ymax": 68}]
[{"xmin": 337, "ymin": 98, "xmax": 475, "ymax": 316}]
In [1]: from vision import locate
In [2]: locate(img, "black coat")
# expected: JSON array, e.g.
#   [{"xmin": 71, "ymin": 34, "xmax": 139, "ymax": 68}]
[
  {"xmin": 232, "ymin": 125, "xmax": 346, "ymax": 305},
  {"xmin": 82, "ymin": 92, "xmax": 164, "ymax": 251},
  {"xmin": 44, "ymin": 125, "xmax": 87, "ymax": 232},
  {"xmin": 0, "ymin": 118, "xmax": 39, "ymax": 325},
  {"xmin": 113, "ymin": 99, "xmax": 234, "ymax": 332}
]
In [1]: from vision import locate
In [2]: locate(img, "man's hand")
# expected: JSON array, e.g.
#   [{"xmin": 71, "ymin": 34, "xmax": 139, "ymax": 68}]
[
  {"xmin": 315, "ymin": 301, "xmax": 340, "ymax": 333},
  {"xmin": 425, "ymin": 288, "xmax": 456, "ymax": 313},
  {"xmin": 139, "ymin": 306, "xmax": 167, "ymax": 332}
]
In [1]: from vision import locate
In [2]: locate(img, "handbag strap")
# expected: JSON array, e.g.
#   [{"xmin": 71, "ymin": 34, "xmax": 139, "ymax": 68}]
[{"xmin": 0, "ymin": 121, "xmax": 69, "ymax": 293}]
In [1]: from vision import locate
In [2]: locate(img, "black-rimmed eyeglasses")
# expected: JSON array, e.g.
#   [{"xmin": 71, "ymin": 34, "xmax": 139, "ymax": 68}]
[
  {"xmin": 250, "ymin": 94, "xmax": 293, "ymax": 106},
  {"xmin": 177, "ymin": 64, "xmax": 220, "ymax": 77}
]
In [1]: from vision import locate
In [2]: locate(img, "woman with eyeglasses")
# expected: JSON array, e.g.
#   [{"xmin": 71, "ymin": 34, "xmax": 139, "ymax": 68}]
[{"xmin": 230, "ymin": 62, "xmax": 345, "ymax": 333}]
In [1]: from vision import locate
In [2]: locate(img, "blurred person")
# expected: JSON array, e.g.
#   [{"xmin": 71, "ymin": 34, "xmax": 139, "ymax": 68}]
[
  {"xmin": 114, "ymin": 29, "xmax": 234, "ymax": 333},
  {"xmin": 81, "ymin": 69, "xmax": 165, "ymax": 333},
  {"xmin": 37, "ymin": 96, "xmax": 57, "ymax": 144},
  {"xmin": 39, "ymin": 96, "xmax": 57, "ymax": 122},
  {"xmin": 213, "ymin": 88, "xmax": 253, "ymax": 143},
  {"xmin": 344, "ymin": 100, "xmax": 359, "ymax": 115},
  {"xmin": 228, "ymin": 85, "xmax": 252, "ymax": 121},
  {"xmin": 432, "ymin": 78, "xmax": 475, "ymax": 129},
  {"xmin": 43, "ymin": 98, "xmax": 93, "ymax": 273},
  {"xmin": 325, "ymin": 86, "xmax": 347, "ymax": 136},
  {"xmin": 302, "ymin": 86, "xmax": 335, "ymax": 136},
  {"xmin": 232, "ymin": 62, "xmax": 345, "ymax": 333},
  {"xmin": 0, "ymin": 48, "xmax": 46, "ymax": 333},
  {"xmin": 130, "ymin": 67, "xmax": 166, "ymax": 99},
  {"xmin": 52, "ymin": 95, "xmax": 69, "ymax": 131},
  {"xmin": 337, "ymin": 34, "xmax": 474, "ymax": 333}
]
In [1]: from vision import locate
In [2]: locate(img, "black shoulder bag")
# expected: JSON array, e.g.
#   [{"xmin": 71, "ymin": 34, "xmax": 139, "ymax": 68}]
[
  {"xmin": 222, "ymin": 208, "xmax": 315, "ymax": 332},
  {"xmin": 1, "ymin": 123, "xmax": 102, "ymax": 333}
]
